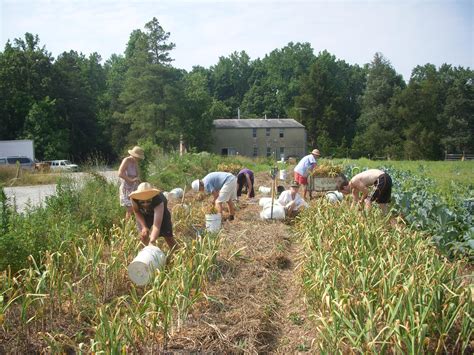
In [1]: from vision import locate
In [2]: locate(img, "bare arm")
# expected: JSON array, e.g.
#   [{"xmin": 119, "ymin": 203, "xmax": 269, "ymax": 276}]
[
  {"xmin": 149, "ymin": 203, "xmax": 164, "ymax": 244},
  {"xmin": 132, "ymin": 200, "xmax": 149, "ymax": 238},
  {"xmin": 211, "ymin": 190, "xmax": 219, "ymax": 203}
]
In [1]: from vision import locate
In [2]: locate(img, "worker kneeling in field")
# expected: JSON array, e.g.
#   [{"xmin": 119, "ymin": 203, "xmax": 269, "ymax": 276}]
[
  {"xmin": 337, "ymin": 169, "xmax": 392, "ymax": 214},
  {"xmin": 130, "ymin": 182, "xmax": 177, "ymax": 249},
  {"xmin": 236, "ymin": 168, "xmax": 255, "ymax": 199},
  {"xmin": 192, "ymin": 172, "xmax": 237, "ymax": 221},
  {"xmin": 278, "ymin": 181, "xmax": 308, "ymax": 218}
]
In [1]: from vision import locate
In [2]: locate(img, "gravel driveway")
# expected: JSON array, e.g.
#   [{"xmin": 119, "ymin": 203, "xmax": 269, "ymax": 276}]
[{"xmin": 3, "ymin": 170, "xmax": 119, "ymax": 213}]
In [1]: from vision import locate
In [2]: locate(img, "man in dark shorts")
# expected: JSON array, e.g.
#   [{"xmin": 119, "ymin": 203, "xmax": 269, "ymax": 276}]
[
  {"xmin": 130, "ymin": 182, "xmax": 177, "ymax": 249},
  {"xmin": 337, "ymin": 169, "xmax": 392, "ymax": 214}
]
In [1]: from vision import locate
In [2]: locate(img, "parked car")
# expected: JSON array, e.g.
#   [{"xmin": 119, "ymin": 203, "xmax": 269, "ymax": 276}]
[
  {"xmin": 0, "ymin": 156, "xmax": 35, "ymax": 170},
  {"xmin": 49, "ymin": 160, "xmax": 79, "ymax": 172}
]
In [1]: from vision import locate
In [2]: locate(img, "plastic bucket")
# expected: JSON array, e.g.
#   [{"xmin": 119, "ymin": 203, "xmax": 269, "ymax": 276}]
[
  {"xmin": 325, "ymin": 191, "xmax": 343, "ymax": 203},
  {"xmin": 169, "ymin": 188, "xmax": 184, "ymax": 200},
  {"xmin": 128, "ymin": 245, "xmax": 166, "ymax": 286},
  {"xmin": 258, "ymin": 186, "xmax": 271, "ymax": 195},
  {"xmin": 279, "ymin": 170, "xmax": 287, "ymax": 180},
  {"xmin": 205, "ymin": 214, "xmax": 222, "ymax": 233}
]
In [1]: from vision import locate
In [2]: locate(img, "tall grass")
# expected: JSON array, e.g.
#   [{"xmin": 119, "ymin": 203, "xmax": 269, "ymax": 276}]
[
  {"xmin": 1, "ymin": 220, "xmax": 222, "ymax": 352},
  {"xmin": 296, "ymin": 202, "xmax": 472, "ymax": 353},
  {"xmin": 0, "ymin": 175, "xmax": 123, "ymax": 272}
]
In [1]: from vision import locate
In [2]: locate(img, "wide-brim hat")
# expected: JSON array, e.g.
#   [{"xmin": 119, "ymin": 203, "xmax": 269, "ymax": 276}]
[
  {"xmin": 129, "ymin": 182, "xmax": 160, "ymax": 200},
  {"xmin": 311, "ymin": 149, "xmax": 321, "ymax": 156},
  {"xmin": 128, "ymin": 146, "xmax": 145, "ymax": 159},
  {"xmin": 290, "ymin": 180, "xmax": 300, "ymax": 188}
]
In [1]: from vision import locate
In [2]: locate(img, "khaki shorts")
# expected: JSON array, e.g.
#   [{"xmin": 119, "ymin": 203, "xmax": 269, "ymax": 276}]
[{"xmin": 216, "ymin": 176, "xmax": 237, "ymax": 203}]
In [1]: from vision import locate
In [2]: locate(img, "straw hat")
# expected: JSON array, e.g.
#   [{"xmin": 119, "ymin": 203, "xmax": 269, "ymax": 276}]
[
  {"xmin": 311, "ymin": 149, "xmax": 320, "ymax": 156},
  {"xmin": 129, "ymin": 182, "xmax": 161, "ymax": 200},
  {"xmin": 128, "ymin": 146, "xmax": 145, "ymax": 159},
  {"xmin": 191, "ymin": 179, "xmax": 201, "ymax": 192}
]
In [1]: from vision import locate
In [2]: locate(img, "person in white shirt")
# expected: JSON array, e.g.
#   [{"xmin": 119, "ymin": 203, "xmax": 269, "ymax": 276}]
[
  {"xmin": 278, "ymin": 181, "xmax": 309, "ymax": 217},
  {"xmin": 293, "ymin": 149, "xmax": 320, "ymax": 199}
]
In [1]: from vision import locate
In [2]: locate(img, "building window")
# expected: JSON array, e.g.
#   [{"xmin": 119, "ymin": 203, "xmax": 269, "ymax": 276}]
[
  {"xmin": 279, "ymin": 147, "xmax": 285, "ymax": 159},
  {"xmin": 253, "ymin": 147, "xmax": 258, "ymax": 157},
  {"xmin": 266, "ymin": 147, "xmax": 272, "ymax": 157},
  {"xmin": 252, "ymin": 128, "xmax": 257, "ymax": 138},
  {"xmin": 279, "ymin": 128, "xmax": 284, "ymax": 138},
  {"xmin": 266, "ymin": 128, "xmax": 271, "ymax": 137}
]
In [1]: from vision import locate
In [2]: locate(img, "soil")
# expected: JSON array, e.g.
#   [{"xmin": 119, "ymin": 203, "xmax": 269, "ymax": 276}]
[{"xmin": 166, "ymin": 171, "xmax": 317, "ymax": 353}]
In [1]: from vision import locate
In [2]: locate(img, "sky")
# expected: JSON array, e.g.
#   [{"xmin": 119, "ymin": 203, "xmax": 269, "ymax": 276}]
[{"xmin": 1, "ymin": 0, "xmax": 472, "ymax": 81}]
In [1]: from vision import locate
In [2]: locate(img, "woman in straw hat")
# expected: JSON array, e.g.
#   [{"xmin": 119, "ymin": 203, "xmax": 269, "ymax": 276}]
[
  {"xmin": 118, "ymin": 146, "xmax": 144, "ymax": 220},
  {"xmin": 130, "ymin": 182, "xmax": 177, "ymax": 249}
]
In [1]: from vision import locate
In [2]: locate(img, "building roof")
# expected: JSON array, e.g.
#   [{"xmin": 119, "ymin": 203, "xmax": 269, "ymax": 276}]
[{"xmin": 214, "ymin": 118, "xmax": 305, "ymax": 129}]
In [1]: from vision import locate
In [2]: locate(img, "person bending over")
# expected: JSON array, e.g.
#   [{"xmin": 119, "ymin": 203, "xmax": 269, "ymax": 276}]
[
  {"xmin": 338, "ymin": 169, "xmax": 392, "ymax": 214},
  {"xmin": 130, "ymin": 182, "xmax": 177, "ymax": 249}
]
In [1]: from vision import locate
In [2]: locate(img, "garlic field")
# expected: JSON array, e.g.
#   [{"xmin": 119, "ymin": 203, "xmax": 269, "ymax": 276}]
[{"xmin": 0, "ymin": 156, "xmax": 472, "ymax": 353}]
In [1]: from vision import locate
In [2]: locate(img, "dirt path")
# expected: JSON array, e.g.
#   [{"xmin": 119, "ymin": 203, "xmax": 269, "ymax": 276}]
[{"xmin": 168, "ymin": 172, "xmax": 317, "ymax": 353}]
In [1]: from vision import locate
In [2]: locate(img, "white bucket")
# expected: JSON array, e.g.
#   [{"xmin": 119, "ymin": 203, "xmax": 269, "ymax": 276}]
[
  {"xmin": 205, "ymin": 214, "xmax": 222, "ymax": 233},
  {"xmin": 325, "ymin": 191, "xmax": 344, "ymax": 203},
  {"xmin": 258, "ymin": 186, "xmax": 271, "ymax": 195},
  {"xmin": 279, "ymin": 170, "xmax": 287, "ymax": 180},
  {"xmin": 128, "ymin": 245, "xmax": 166, "ymax": 286},
  {"xmin": 169, "ymin": 188, "xmax": 184, "ymax": 200}
]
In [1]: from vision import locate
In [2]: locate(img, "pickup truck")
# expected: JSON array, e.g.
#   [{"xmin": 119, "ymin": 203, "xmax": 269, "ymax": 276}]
[{"xmin": 49, "ymin": 160, "xmax": 79, "ymax": 172}]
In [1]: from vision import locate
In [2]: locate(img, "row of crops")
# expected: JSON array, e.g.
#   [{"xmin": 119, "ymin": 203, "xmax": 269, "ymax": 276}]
[
  {"xmin": 343, "ymin": 165, "xmax": 474, "ymax": 260},
  {"xmin": 293, "ymin": 163, "xmax": 473, "ymax": 352},
  {"xmin": 1, "ymin": 159, "xmax": 472, "ymax": 352},
  {"xmin": 0, "ymin": 219, "xmax": 222, "ymax": 352},
  {"xmin": 296, "ymin": 203, "xmax": 472, "ymax": 353}
]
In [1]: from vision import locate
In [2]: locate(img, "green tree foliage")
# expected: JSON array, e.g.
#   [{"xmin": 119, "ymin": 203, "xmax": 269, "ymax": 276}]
[
  {"xmin": 52, "ymin": 51, "xmax": 103, "ymax": 159},
  {"xmin": 352, "ymin": 53, "xmax": 405, "ymax": 158},
  {"xmin": 440, "ymin": 68, "xmax": 474, "ymax": 154},
  {"xmin": 242, "ymin": 42, "xmax": 316, "ymax": 118},
  {"xmin": 295, "ymin": 50, "xmax": 365, "ymax": 156},
  {"xmin": 0, "ymin": 33, "xmax": 54, "ymax": 140},
  {"xmin": 209, "ymin": 51, "xmax": 252, "ymax": 115},
  {"xmin": 116, "ymin": 18, "xmax": 184, "ymax": 150},
  {"xmin": 22, "ymin": 97, "xmax": 69, "ymax": 159},
  {"xmin": 1, "ymin": 22, "xmax": 472, "ymax": 161}
]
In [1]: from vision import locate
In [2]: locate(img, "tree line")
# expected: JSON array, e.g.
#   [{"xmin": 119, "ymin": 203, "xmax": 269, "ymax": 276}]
[{"xmin": 1, "ymin": 17, "xmax": 472, "ymax": 161}]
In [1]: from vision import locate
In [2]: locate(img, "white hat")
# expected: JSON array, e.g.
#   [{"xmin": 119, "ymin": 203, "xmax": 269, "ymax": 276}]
[{"xmin": 191, "ymin": 179, "xmax": 201, "ymax": 192}]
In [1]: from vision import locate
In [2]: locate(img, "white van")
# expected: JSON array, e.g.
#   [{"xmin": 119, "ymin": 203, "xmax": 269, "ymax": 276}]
[
  {"xmin": 0, "ymin": 156, "xmax": 35, "ymax": 170},
  {"xmin": 49, "ymin": 160, "xmax": 79, "ymax": 172}
]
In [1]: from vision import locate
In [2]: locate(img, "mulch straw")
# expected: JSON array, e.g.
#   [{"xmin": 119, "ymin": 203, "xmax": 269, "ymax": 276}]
[{"xmin": 165, "ymin": 172, "xmax": 316, "ymax": 353}]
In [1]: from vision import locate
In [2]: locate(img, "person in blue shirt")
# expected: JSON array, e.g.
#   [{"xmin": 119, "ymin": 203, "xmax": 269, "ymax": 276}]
[
  {"xmin": 192, "ymin": 172, "xmax": 237, "ymax": 221},
  {"xmin": 293, "ymin": 149, "xmax": 320, "ymax": 199}
]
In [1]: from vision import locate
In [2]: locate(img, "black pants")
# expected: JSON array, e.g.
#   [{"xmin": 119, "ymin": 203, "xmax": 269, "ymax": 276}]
[{"xmin": 370, "ymin": 173, "xmax": 392, "ymax": 204}]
